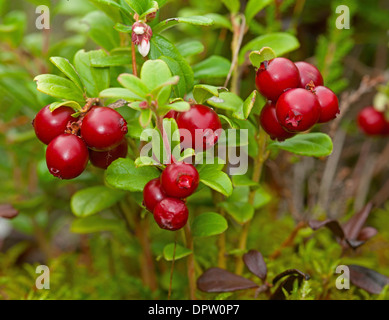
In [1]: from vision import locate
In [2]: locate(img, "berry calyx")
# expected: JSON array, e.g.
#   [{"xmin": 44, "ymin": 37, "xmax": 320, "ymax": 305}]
[
  {"xmin": 45, "ymin": 134, "xmax": 89, "ymax": 179},
  {"xmin": 164, "ymin": 110, "xmax": 179, "ymax": 120},
  {"xmin": 295, "ymin": 61, "xmax": 324, "ymax": 88},
  {"xmin": 143, "ymin": 178, "xmax": 167, "ymax": 212},
  {"xmin": 314, "ymin": 86, "xmax": 340, "ymax": 123},
  {"xmin": 153, "ymin": 197, "xmax": 188, "ymax": 231},
  {"xmin": 276, "ymin": 88, "xmax": 321, "ymax": 132},
  {"xmin": 259, "ymin": 101, "xmax": 295, "ymax": 141},
  {"xmin": 89, "ymin": 139, "xmax": 128, "ymax": 169},
  {"xmin": 357, "ymin": 106, "xmax": 387, "ymax": 136},
  {"xmin": 161, "ymin": 162, "xmax": 199, "ymax": 198},
  {"xmin": 33, "ymin": 105, "xmax": 77, "ymax": 145},
  {"xmin": 176, "ymin": 104, "xmax": 222, "ymax": 151},
  {"xmin": 255, "ymin": 57, "xmax": 300, "ymax": 102},
  {"xmin": 81, "ymin": 106, "xmax": 128, "ymax": 151}
]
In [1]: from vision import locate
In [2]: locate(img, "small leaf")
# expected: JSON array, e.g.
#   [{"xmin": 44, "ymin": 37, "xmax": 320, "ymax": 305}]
[
  {"xmin": 232, "ymin": 90, "xmax": 265, "ymax": 120},
  {"xmin": 49, "ymin": 101, "xmax": 82, "ymax": 112},
  {"xmin": 199, "ymin": 167, "xmax": 233, "ymax": 197},
  {"xmin": 207, "ymin": 92, "xmax": 243, "ymax": 112},
  {"xmin": 71, "ymin": 215, "xmax": 123, "ymax": 234},
  {"xmin": 0, "ymin": 204, "xmax": 18, "ymax": 219},
  {"xmin": 192, "ymin": 56, "xmax": 231, "ymax": 80},
  {"xmin": 243, "ymin": 250, "xmax": 267, "ymax": 281},
  {"xmin": 308, "ymin": 219, "xmax": 345, "ymax": 239},
  {"xmin": 221, "ymin": 0, "xmax": 240, "ymax": 13},
  {"xmin": 197, "ymin": 267, "xmax": 258, "ymax": 293},
  {"xmin": 245, "ymin": 0, "xmax": 272, "ymax": 24},
  {"xmin": 191, "ymin": 212, "xmax": 228, "ymax": 238},
  {"xmin": 153, "ymin": 16, "xmax": 214, "ymax": 34},
  {"xmin": 99, "ymin": 87, "xmax": 143, "ymax": 101},
  {"xmin": 90, "ymin": 54, "xmax": 132, "ymax": 67},
  {"xmin": 343, "ymin": 202, "xmax": 374, "ymax": 240},
  {"xmin": 176, "ymin": 40, "xmax": 205, "ymax": 57},
  {"xmin": 71, "ymin": 186, "xmax": 125, "ymax": 218},
  {"xmin": 50, "ymin": 56, "xmax": 84, "ymax": 92},
  {"xmin": 134, "ymin": 156, "xmax": 159, "ymax": 167},
  {"xmin": 268, "ymin": 133, "xmax": 333, "ymax": 158},
  {"xmin": 140, "ymin": 59, "xmax": 172, "ymax": 91},
  {"xmin": 349, "ymin": 265, "xmax": 389, "ymax": 294},
  {"xmin": 249, "ymin": 47, "xmax": 277, "ymax": 69},
  {"xmin": 118, "ymin": 73, "xmax": 148, "ymax": 99},
  {"xmin": 193, "ymin": 84, "xmax": 228, "ymax": 105},
  {"xmin": 163, "ymin": 243, "xmax": 192, "ymax": 261},
  {"xmin": 220, "ymin": 202, "xmax": 254, "ymax": 224}
]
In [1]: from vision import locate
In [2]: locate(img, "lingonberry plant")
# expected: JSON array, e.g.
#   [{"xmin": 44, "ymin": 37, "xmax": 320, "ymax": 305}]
[{"xmin": 2, "ymin": 0, "xmax": 389, "ymax": 302}]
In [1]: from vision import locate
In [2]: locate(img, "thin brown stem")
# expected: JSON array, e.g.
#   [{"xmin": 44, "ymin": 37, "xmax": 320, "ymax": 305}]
[
  {"xmin": 184, "ymin": 224, "xmax": 196, "ymax": 300},
  {"xmin": 168, "ymin": 232, "xmax": 178, "ymax": 300},
  {"xmin": 131, "ymin": 41, "xmax": 138, "ymax": 77}
]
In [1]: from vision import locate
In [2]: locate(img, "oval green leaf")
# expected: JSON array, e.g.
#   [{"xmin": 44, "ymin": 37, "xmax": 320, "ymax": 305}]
[{"xmin": 191, "ymin": 212, "xmax": 228, "ymax": 238}]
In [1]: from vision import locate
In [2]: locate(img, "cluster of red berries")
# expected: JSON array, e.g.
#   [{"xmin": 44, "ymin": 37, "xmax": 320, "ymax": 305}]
[
  {"xmin": 165, "ymin": 104, "xmax": 222, "ymax": 151},
  {"xmin": 33, "ymin": 105, "xmax": 128, "ymax": 179},
  {"xmin": 143, "ymin": 162, "xmax": 199, "ymax": 231},
  {"xmin": 256, "ymin": 58, "xmax": 339, "ymax": 141},
  {"xmin": 357, "ymin": 106, "xmax": 389, "ymax": 137}
]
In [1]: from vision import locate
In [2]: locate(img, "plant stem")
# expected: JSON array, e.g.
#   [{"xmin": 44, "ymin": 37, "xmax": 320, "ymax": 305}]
[
  {"xmin": 184, "ymin": 224, "xmax": 196, "ymax": 300},
  {"xmin": 235, "ymin": 127, "xmax": 268, "ymax": 275},
  {"xmin": 212, "ymin": 190, "xmax": 227, "ymax": 269},
  {"xmin": 168, "ymin": 232, "xmax": 178, "ymax": 300},
  {"xmin": 131, "ymin": 41, "xmax": 138, "ymax": 77}
]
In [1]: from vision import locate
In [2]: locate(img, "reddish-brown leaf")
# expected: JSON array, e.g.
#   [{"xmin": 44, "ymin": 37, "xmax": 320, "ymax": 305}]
[
  {"xmin": 343, "ymin": 202, "xmax": 373, "ymax": 240},
  {"xmin": 349, "ymin": 265, "xmax": 389, "ymax": 294},
  {"xmin": 0, "ymin": 204, "xmax": 18, "ymax": 219},
  {"xmin": 243, "ymin": 250, "xmax": 267, "ymax": 281}
]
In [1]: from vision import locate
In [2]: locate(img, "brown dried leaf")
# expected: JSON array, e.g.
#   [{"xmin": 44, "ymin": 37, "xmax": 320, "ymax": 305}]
[
  {"xmin": 357, "ymin": 227, "xmax": 378, "ymax": 241},
  {"xmin": 272, "ymin": 268, "xmax": 310, "ymax": 285},
  {"xmin": 343, "ymin": 202, "xmax": 373, "ymax": 240},
  {"xmin": 243, "ymin": 250, "xmax": 267, "ymax": 281},
  {"xmin": 349, "ymin": 265, "xmax": 389, "ymax": 294},
  {"xmin": 308, "ymin": 219, "xmax": 345, "ymax": 239},
  {"xmin": 197, "ymin": 267, "xmax": 259, "ymax": 293}
]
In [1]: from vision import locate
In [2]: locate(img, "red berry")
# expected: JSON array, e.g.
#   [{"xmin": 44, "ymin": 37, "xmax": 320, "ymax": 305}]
[
  {"xmin": 143, "ymin": 178, "xmax": 167, "ymax": 212},
  {"xmin": 33, "ymin": 105, "xmax": 76, "ymax": 145},
  {"xmin": 161, "ymin": 162, "xmax": 199, "ymax": 198},
  {"xmin": 259, "ymin": 101, "xmax": 295, "ymax": 141},
  {"xmin": 315, "ymin": 86, "xmax": 339, "ymax": 123},
  {"xmin": 276, "ymin": 88, "xmax": 321, "ymax": 132},
  {"xmin": 46, "ymin": 134, "xmax": 89, "ymax": 179},
  {"xmin": 153, "ymin": 197, "xmax": 188, "ymax": 231},
  {"xmin": 295, "ymin": 61, "xmax": 324, "ymax": 88},
  {"xmin": 255, "ymin": 57, "xmax": 300, "ymax": 102},
  {"xmin": 89, "ymin": 139, "xmax": 128, "ymax": 169},
  {"xmin": 176, "ymin": 104, "xmax": 222, "ymax": 151},
  {"xmin": 357, "ymin": 107, "xmax": 387, "ymax": 136},
  {"xmin": 164, "ymin": 110, "xmax": 179, "ymax": 119},
  {"xmin": 81, "ymin": 107, "xmax": 128, "ymax": 151}
]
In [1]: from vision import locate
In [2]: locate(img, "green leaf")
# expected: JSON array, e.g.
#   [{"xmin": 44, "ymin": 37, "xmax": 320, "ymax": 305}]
[
  {"xmin": 99, "ymin": 87, "xmax": 143, "ymax": 101},
  {"xmin": 71, "ymin": 215, "xmax": 123, "ymax": 234},
  {"xmin": 74, "ymin": 49, "xmax": 110, "ymax": 98},
  {"xmin": 245, "ymin": 0, "xmax": 272, "ymax": 24},
  {"xmin": 193, "ymin": 84, "xmax": 228, "ymax": 104},
  {"xmin": 125, "ymin": 0, "xmax": 152, "ymax": 15},
  {"xmin": 83, "ymin": 0, "xmax": 123, "ymax": 23},
  {"xmin": 163, "ymin": 243, "xmax": 192, "ymax": 261},
  {"xmin": 191, "ymin": 212, "xmax": 228, "ymax": 238},
  {"xmin": 176, "ymin": 40, "xmax": 205, "ymax": 58},
  {"xmin": 249, "ymin": 47, "xmax": 277, "ymax": 68},
  {"xmin": 204, "ymin": 13, "xmax": 232, "ymax": 30},
  {"xmin": 192, "ymin": 55, "xmax": 231, "ymax": 80},
  {"xmin": 207, "ymin": 91, "xmax": 243, "ymax": 112},
  {"xmin": 159, "ymin": 100, "xmax": 190, "ymax": 115},
  {"xmin": 114, "ymin": 22, "xmax": 132, "ymax": 33},
  {"xmin": 71, "ymin": 186, "xmax": 125, "ymax": 218},
  {"xmin": 134, "ymin": 156, "xmax": 159, "ymax": 167},
  {"xmin": 253, "ymin": 187, "xmax": 271, "ymax": 209},
  {"xmin": 81, "ymin": 11, "xmax": 120, "ymax": 51},
  {"xmin": 140, "ymin": 59, "xmax": 172, "ymax": 91},
  {"xmin": 118, "ymin": 73, "xmax": 149, "ymax": 98},
  {"xmin": 232, "ymin": 175, "xmax": 259, "ymax": 187},
  {"xmin": 139, "ymin": 108, "xmax": 152, "ymax": 127},
  {"xmin": 34, "ymin": 74, "xmax": 85, "ymax": 102},
  {"xmin": 50, "ymin": 56, "xmax": 84, "ymax": 92},
  {"xmin": 268, "ymin": 133, "xmax": 333, "ymax": 157},
  {"xmin": 221, "ymin": 0, "xmax": 240, "ymax": 13},
  {"xmin": 150, "ymin": 35, "xmax": 194, "ymax": 95},
  {"xmin": 90, "ymin": 54, "xmax": 132, "ymax": 67},
  {"xmin": 239, "ymin": 33, "xmax": 300, "ymax": 64},
  {"xmin": 153, "ymin": 15, "xmax": 214, "ymax": 34},
  {"xmin": 105, "ymin": 158, "xmax": 160, "ymax": 192},
  {"xmin": 220, "ymin": 201, "xmax": 254, "ymax": 224},
  {"xmin": 49, "ymin": 101, "xmax": 82, "ymax": 112},
  {"xmin": 232, "ymin": 90, "xmax": 264, "ymax": 120},
  {"xmin": 199, "ymin": 166, "xmax": 233, "ymax": 197},
  {"xmin": 159, "ymin": 56, "xmax": 187, "ymax": 98}
]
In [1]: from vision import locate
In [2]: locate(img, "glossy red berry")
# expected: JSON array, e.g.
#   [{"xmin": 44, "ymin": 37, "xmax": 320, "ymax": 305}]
[
  {"xmin": 161, "ymin": 162, "xmax": 199, "ymax": 198},
  {"xmin": 33, "ymin": 105, "xmax": 76, "ymax": 145},
  {"xmin": 89, "ymin": 139, "xmax": 128, "ymax": 169},
  {"xmin": 315, "ymin": 86, "xmax": 339, "ymax": 123},
  {"xmin": 164, "ymin": 110, "xmax": 179, "ymax": 119},
  {"xmin": 255, "ymin": 57, "xmax": 300, "ymax": 102},
  {"xmin": 295, "ymin": 61, "xmax": 324, "ymax": 88},
  {"xmin": 143, "ymin": 178, "xmax": 167, "ymax": 212},
  {"xmin": 357, "ymin": 107, "xmax": 387, "ymax": 136},
  {"xmin": 81, "ymin": 107, "xmax": 128, "ymax": 151},
  {"xmin": 276, "ymin": 88, "xmax": 321, "ymax": 132},
  {"xmin": 259, "ymin": 101, "xmax": 295, "ymax": 141},
  {"xmin": 153, "ymin": 197, "xmax": 188, "ymax": 231},
  {"xmin": 176, "ymin": 104, "xmax": 222, "ymax": 151},
  {"xmin": 46, "ymin": 134, "xmax": 89, "ymax": 179}
]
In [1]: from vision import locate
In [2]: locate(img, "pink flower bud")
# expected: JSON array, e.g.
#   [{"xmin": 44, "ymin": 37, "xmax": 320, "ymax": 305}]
[{"xmin": 138, "ymin": 38, "xmax": 151, "ymax": 57}]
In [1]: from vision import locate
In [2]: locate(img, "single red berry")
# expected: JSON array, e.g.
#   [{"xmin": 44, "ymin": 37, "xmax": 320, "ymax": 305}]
[
  {"xmin": 295, "ymin": 61, "xmax": 324, "ymax": 88},
  {"xmin": 357, "ymin": 107, "xmax": 387, "ymax": 136},
  {"xmin": 255, "ymin": 57, "xmax": 300, "ymax": 102},
  {"xmin": 276, "ymin": 88, "xmax": 321, "ymax": 132},
  {"xmin": 81, "ymin": 106, "xmax": 128, "ymax": 151},
  {"xmin": 143, "ymin": 178, "xmax": 167, "ymax": 212},
  {"xmin": 33, "ymin": 105, "xmax": 76, "ymax": 145},
  {"xmin": 164, "ymin": 110, "xmax": 179, "ymax": 119},
  {"xmin": 89, "ymin": 139, "xmax": 128, "ymax": 169},
  {"xmin": 259, "ymin": 101, "xmax": 295, "ymax": 141},
  {"xmin": 161, "ymin": 162, "xmax": 199, "ymax": 198},
  {"xmin": 176, "ymin": 104, "xmax": 222, "ymax": 151},
  {"xmin": 46, "ymin": 134, "xmax": 89, "ymax": 179},
  {"xmin": 315, "ymin": 86, "xmax": 339, "ymax": 123},
  {"xmin": 153, "ymin": 197, "xmax": 188, "ymax": 231}
]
